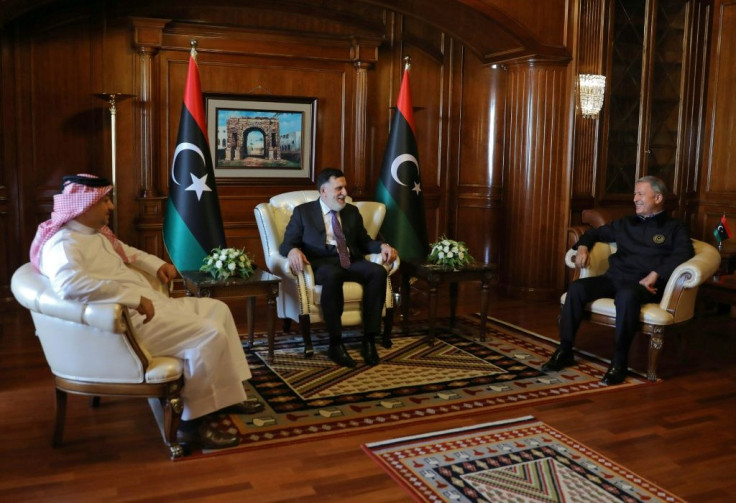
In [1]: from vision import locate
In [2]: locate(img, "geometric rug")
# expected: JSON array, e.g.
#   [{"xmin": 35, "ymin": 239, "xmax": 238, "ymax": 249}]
[
  {"xmin": 185, "ymin": 315, "xmax": 653, "ymax": 458},
  {"xmin": 362, "ymin": 416, "xmax": 685, "ymax": 503}
]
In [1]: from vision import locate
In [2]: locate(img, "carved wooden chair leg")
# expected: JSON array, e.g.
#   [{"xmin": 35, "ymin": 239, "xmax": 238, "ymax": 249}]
[
  {"xmin": 53, "ymin": 387, "xmax": 67, "ymax": 447},
  {"xmin": 382, "ymin": 308, "xmax": 394, "ymax": 348},
  {"xmin": 163, "ymin": 388, "xmax": 185, "ymax": 459},
  {"xmin": 647, "ymin": 327, "xmax": 665, "ymax": 381},
  {"xmin": 299, "ymin": 314, "xmax": 313, "ymax": 357}
]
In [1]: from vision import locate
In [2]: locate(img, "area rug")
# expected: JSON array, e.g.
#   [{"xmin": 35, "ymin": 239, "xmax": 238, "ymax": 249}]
[
  {"xmin": 183, "ymin": 315, "xmax": 652, "ymax": 458},
  {"xmin": 362, "ymin": 415, "xmax": 684, "ymax": 503}
]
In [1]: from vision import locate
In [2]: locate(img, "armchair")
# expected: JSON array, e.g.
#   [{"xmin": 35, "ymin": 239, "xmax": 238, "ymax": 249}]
[
  {"xmin": 562, "ymin": 238, "xmax": 720, "ymax": 380},
  {"xmin": 254, "ymin": 190, "xmax": 399, "ymax": 356},
  {"xmin": 10, "ymin": 263, "xmax": 186, "ymax": 459}
]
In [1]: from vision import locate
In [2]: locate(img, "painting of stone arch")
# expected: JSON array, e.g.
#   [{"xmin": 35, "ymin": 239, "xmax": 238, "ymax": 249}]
[{"xmin": 206, "ymin": 95, "xmax": 315, "ymax": 182}]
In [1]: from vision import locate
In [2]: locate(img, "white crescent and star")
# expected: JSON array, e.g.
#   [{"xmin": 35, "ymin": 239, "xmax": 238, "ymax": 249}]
[
  {"xmin": 171, "ymin": 141, "xmax": 212, "ymax": 201},
  {"xmin": 390, "ymin": 153, "xmax": 422, "ymax": 195}
]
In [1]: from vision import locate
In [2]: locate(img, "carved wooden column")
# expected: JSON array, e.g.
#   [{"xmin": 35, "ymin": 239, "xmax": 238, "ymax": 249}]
[
  {"xmin": 502, "ymin": 60, "xmax": 572, "ymax": 299},
  {"xmin": 131, "ymin": 18, "xmax": 169, "ymax": 255},
  {"xmin": 350, "ymin": 40, "xmax": 378, "ymax": 198},
  {"xmin": 131, "ymin": 18, "xmax": 169, "ymax": 198},
  {"xmin": 353, "ymin": 61, "xmax": 371, "ymax": 197}
]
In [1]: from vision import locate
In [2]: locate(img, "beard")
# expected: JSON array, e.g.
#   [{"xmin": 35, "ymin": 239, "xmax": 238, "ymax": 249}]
[{"xmin": 325, "ymin": 197, "xmax": 346, "ymax": 213}]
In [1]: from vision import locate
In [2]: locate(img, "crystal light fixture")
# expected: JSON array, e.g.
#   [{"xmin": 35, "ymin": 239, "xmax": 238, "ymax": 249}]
[{"xmin": 578, "ymin": 74, "xmax": 606, "ymax": 119}]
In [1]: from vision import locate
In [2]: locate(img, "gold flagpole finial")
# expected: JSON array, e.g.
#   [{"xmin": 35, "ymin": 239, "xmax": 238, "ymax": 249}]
[
  {"xmin": 403, "ymin": 56, "xmax": 411, "ymax": 72},
  {"xmin": 190, "ymin": 39, "xmax": 198, "ymax": 58}
]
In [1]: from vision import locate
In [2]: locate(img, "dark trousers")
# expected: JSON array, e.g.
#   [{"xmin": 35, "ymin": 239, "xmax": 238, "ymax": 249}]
[
  {"xmin": 313, "ymin": 258, "xmax": 387, "ymax": 344},
  {"xmin": 560, "ymin": 275, "xmax": 658, "ymax": 366}
]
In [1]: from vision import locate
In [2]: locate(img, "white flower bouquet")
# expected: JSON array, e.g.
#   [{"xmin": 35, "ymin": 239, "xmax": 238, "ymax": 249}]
[
  {"xmin": 427, "ymin": 236, "xmax": 474, "ymax": 269},
  {"xmin": 200, "ymin": 247, "xmax": 255, "ymax": 280}
]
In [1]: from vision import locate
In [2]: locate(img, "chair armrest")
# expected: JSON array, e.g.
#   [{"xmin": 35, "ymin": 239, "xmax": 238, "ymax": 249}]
[
  {"xmin": 659, "ymin": 239, "xmax": 721, "ymax": 315},
  {"xmin": 366, "ymin": 253, "xmax": 400, "ymax": 275},
  {"xmin": 266, "ymin": 253, "xmax": 298, "ymax": 280},
  {"xmin": 564, "ymin": 243, "xmax": 613, "ymax": 279}
]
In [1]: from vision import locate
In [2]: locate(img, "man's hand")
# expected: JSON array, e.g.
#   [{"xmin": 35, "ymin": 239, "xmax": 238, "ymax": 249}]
[
  {"xmin": 287, "ymin": 248, "xmax": 309, "ymax": 273},
  {"xmin": 136, "ymin": 296, "xmax": 155, "ymax": 323},
  {"xmin": 639, "ymin": 271, "xmax": 659, "ymax": 295},
  {"xmin": 380, "ymin": 243, "xmax": 397, "ymax": 265},
  {"xmin": 574, "ymin": 245, "xmax": 590, "ymax": 269},
  {"xmin": 156, "ymin": 263, "xmax": 178, "ymax": 284}
]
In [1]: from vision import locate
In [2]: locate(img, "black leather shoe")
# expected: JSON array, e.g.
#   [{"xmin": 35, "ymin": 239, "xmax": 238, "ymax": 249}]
[
  {"xmin": 327, "ymin": 344, "xmax": 357, "ymax": 367},
  {"xmin": 178, "ymin": 422, "xmax": 240, "ymax": 450},
  {"xmin": 222, "ymin": 398, "xmax": 265, "ymax": 415},
  {"xmin": 601, "ymin": 366, "xmax": 627, "ymax": 385},
  {"xmin": 381, "ymin": 333, "xmax": 393, "ymax": 349},
  {"xmin": 542, "ymin": 348, "xmax": 575, "ymax": 372},
  {"xmin": 361, "ymin": 339, "xmax": 380, "ymax": 366}
]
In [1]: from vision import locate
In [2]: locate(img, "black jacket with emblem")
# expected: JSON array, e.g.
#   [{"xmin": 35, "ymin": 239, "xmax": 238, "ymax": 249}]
[{"xmin": 574, "ymin": 212, "xmax": 694, "ymax": 288}]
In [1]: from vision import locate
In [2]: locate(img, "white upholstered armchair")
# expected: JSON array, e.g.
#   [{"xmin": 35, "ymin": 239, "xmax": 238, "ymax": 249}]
[
  {"xmin": 11, "ymin": 263, "xmax": 186, "ymax": 459},
  {"xmin": 254, "ymin": 190, "xmax": 400, "ymax": 356},
  {"xmin": 563, "ymin": 238, "xmax": 720, "ymax": 380}
]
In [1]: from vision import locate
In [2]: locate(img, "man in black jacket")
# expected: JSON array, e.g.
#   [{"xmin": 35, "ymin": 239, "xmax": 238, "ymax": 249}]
[
  {"xmin": 543, "ymin": 176, "xmax": 694, "ymax": 385},
  {"xmin": 279, "ymin": 168, "xmax": 398, "ymax": 367}
]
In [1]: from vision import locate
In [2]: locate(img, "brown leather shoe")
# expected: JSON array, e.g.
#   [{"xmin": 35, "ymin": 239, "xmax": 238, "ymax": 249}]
[
  {"xmin": 222, "ymin": 398, "xmax": 265, "ymax": 415},
  {"xmin": 178, "ymin": 422, "xmax": 240, "ymax": 449}
]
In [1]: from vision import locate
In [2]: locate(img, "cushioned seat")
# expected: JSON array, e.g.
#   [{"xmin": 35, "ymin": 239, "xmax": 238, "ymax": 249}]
[
  {"xmin": 254, "ymin": 190, "xmax": 399, "ymax": 355},
  {"xmin": 562, "ymin": 236, "xmax": 721, "ymax": 380},
  {"xmin": 11, "ymin": 262, "xmax": 186, "ymax": 459}
]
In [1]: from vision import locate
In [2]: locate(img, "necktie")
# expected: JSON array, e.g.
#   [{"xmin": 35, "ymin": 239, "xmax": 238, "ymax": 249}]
[{"xmin": 330, "ymin": 210, "xmax": 351, "ymax": 268}]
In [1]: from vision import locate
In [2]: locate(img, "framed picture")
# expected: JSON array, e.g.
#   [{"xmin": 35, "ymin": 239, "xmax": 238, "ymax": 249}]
[{"xmin": 205, "ymin": 94, "xmax": 316, "ymax": 184}]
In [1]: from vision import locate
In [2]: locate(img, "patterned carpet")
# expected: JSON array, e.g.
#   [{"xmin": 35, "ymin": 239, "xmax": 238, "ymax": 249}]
[
  {"xmin": 187, "ymin": 315, "xmax": 652, "ymax": 457},
  {"xmin": 363, "ymin": 416, "xmax": 684, "ymax": 502}
]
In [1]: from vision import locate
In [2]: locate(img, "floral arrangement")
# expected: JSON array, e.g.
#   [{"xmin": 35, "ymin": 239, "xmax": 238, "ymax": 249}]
[
  {"xmin": 200, "ymin": 247, "xmax": 255, "ymax": 280},
  {"xmin": 427, "ymin": 236, "xmax": 474, "ymax": 269}
]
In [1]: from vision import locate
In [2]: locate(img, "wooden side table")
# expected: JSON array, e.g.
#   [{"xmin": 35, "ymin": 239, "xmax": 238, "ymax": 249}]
[
  {"xmin": 701, "ymin": 274, "xmax": 736, "ymax": 318},
  {"xmin": 180, "ymin": 269, "xmax": 281, "ymax": 362},
  {"xmin": 400, "ymin": 261, "xmax": 497, "ymax": 344}
]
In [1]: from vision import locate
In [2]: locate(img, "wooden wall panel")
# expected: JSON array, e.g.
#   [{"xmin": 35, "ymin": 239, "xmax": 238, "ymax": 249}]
[
  {"xmin": 570, "ymin": 0, "xmax": 605, "ymax": 217},
  {"xmin": 696, "ymin": 0, "xmax": 736, "ymax": 250},
  {"xmin": 503, "ymin": 62, "xmax": 571, "ymax": 299},
  {"xmin": 0, "ymin": 0, "xmax": 613, "ymax": 304},
  {"xmin": 455, "ymin": 55, "xmax": 506, "ymax": 266},
  {"xmin": 704, "ymin": 0, "xmax": 736, "ymax": 193}
]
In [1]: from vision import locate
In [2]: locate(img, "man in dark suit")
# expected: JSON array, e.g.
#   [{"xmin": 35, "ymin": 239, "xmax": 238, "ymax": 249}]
[
  {"xmin": 279, "ymin": 168, "xmax": 398, "ymax": 367},
  {"xmin": 543, "ymin": 176, "xmax": 694, "ymax": 385}
]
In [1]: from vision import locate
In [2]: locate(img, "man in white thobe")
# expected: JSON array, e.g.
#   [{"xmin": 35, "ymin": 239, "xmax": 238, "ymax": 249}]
[{"xmin": 30, "ymin": 174, "xmax": 260, "ymax": 449}]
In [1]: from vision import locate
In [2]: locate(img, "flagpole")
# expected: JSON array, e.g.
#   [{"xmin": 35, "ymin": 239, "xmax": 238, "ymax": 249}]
[{"xmin": 95, "ymin": 92, "xmax": 135, "ymax": 232}]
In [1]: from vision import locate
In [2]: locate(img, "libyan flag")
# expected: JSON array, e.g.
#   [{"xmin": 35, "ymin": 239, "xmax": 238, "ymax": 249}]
[
  {"xmin": 713, "ymin": 214, "xmax": 733, "ymax": 243},
  {"xmin": 375, "ymin": 66, "xmax": 429, "ymax": 261},
  {"xmin": 163, "ymin": 46, "xmax": 227, "ymax": 272}
]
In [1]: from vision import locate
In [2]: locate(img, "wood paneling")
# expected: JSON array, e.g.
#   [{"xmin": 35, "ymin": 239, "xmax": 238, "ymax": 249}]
[
  {"xmin": 503, "ymin": 61, "xmax": 571, "ymax": 299},
  {"xmin": 703, "ymin": 0, "xmax": 736, "ymax": 194},
  {"xmin": 570, "ymin": 0, "xmax": 606, "ymax": 209},
  {"xmin": 2, "ymin": 0, "xmax": 731, "ymax": 305},
  {"xmin": 696, "ymin": 0, "xmax": 735, "ymax": 247}
]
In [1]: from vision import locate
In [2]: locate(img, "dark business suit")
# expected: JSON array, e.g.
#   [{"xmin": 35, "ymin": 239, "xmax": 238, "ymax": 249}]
[
  {"xmin": 279, "ymin": 200, "xmax": 387, "ymax": 342},
  {"xmin": 560, "ymin": 212, "xmax": 694, "ymax": 366}
]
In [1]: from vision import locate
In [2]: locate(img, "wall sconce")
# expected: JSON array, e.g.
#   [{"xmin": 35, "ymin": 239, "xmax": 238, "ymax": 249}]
[{"xmin": 578, "ymin": 74, "xmax": 606, "ymax": 119}]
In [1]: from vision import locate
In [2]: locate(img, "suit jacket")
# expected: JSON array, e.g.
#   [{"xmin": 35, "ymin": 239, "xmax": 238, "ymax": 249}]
[{"xmin": 279, "ymin": 200, "xmax": 383, "ymax": 263}]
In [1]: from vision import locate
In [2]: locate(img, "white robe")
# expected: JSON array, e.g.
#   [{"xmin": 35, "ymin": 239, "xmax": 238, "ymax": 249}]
[{"xmin": 40, "ymin": 220, "xmax": 250, "ymax": 420}]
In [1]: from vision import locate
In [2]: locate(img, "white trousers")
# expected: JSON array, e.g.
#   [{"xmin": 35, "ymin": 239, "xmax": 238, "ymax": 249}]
[{"xmin": 130, "ymin": 295, "xmax": 250, "ymax": 420}]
